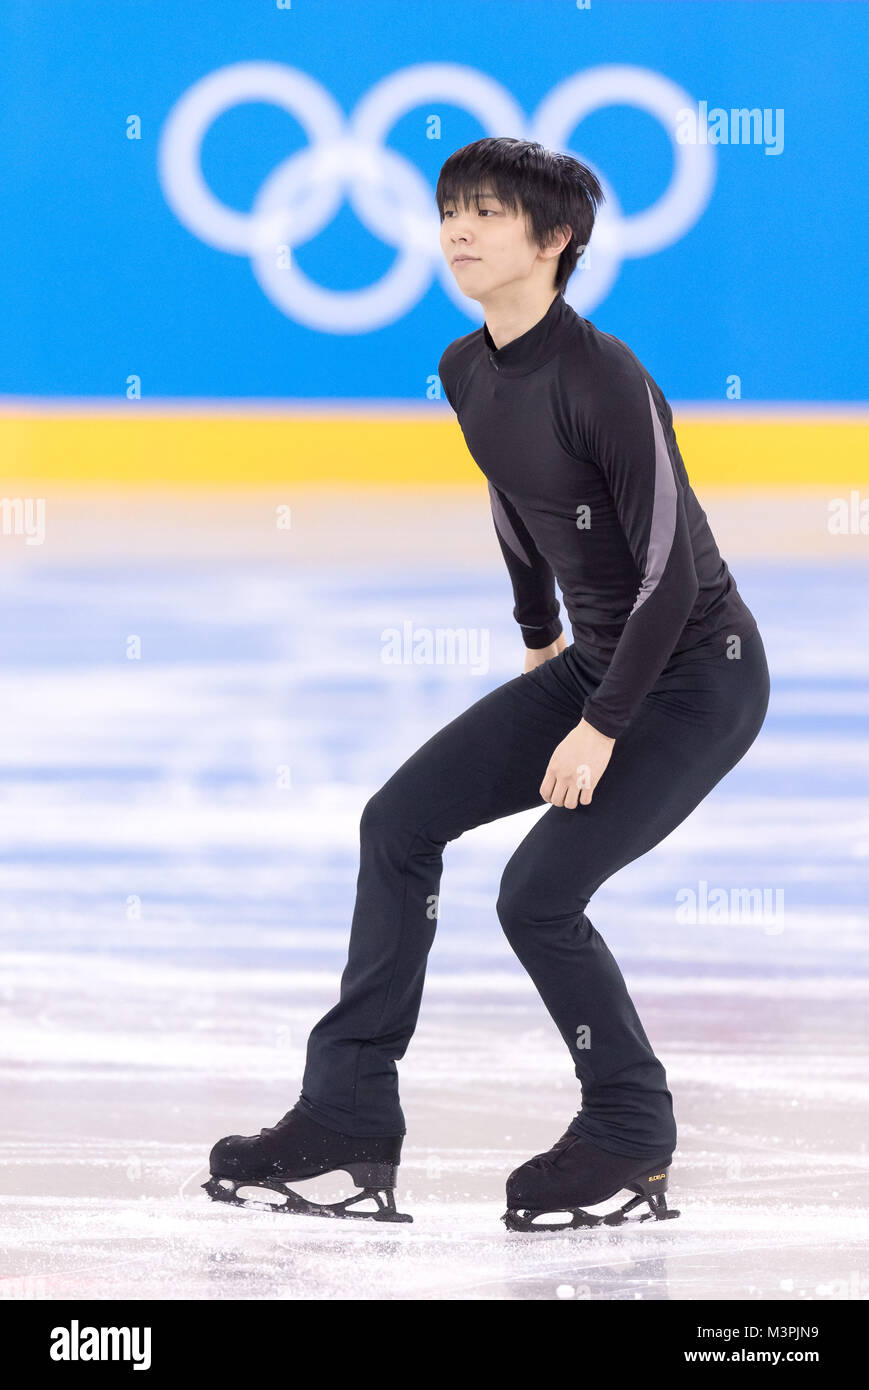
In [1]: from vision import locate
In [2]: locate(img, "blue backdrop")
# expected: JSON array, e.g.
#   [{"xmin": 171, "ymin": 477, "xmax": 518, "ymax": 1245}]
[{"xmin": 1, "ymin": 0, "xmax": 865, "ymax": 400}]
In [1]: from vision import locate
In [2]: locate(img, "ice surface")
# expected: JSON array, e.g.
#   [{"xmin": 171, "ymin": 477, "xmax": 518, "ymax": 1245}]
[{"xmin": 0, "ymin": 495, "xmax": 867, "ymax": 1300}]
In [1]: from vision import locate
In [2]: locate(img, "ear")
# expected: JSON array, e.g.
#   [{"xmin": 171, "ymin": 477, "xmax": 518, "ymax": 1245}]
[{"xmin": 550, "ymin": 225, "xmax": 572, "ymax": 256}]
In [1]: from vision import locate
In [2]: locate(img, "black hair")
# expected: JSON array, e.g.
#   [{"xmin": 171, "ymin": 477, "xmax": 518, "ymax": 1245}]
[{"xmin": 436, "ymin": 137, "xmax": 604, "ymax": 294}]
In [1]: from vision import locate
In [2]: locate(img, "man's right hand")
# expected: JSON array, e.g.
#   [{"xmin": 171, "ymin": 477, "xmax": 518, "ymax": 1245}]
[{"xmin": 523, "ymin": 631, "xmax": 567, "ymax": 673}]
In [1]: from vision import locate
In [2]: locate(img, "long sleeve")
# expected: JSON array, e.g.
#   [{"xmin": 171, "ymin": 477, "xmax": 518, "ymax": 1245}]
[
  {"xmin": 488, "ymin": 481, "xmax": 563, "ymax": 649},
  {"xmin": 439, "ymin": 347, "xmax": 562, "ymax": 651},
  {"xmin": 578, "ymin": 370, "xmax": 699, "ymax": 738}
]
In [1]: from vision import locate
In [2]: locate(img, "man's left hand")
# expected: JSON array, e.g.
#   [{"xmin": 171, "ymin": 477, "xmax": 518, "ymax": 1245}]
[{"xmin": 539, "ymin": 718, "xmax": 616, "ymax": 808}]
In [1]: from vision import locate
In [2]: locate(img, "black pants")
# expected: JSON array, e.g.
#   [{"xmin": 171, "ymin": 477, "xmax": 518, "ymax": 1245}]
[{"xmin": 297, "ymin": 627, "xmax": 770, "ymax": 1159}]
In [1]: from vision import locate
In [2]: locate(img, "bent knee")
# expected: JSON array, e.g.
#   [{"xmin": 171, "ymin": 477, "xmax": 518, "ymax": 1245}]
[
  {"xmin": 496, "ymin": 862, "xmax": 592, "ymax": 938},
  {"xmin": 495, "ymin": 863, "xmax": 539, "ymax": 937},
  {"xmin": 360, "ymin": 785, "xmax": 441, "ymax": 853},
  {"xmin": 359, "ymin": 786, "xmax": 402, "ymax": 838}
]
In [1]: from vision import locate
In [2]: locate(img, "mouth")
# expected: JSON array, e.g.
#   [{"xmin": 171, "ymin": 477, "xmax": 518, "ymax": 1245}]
[{"xmin": 452, "ymin": 256, "xmax": 479, "ymax": 265}]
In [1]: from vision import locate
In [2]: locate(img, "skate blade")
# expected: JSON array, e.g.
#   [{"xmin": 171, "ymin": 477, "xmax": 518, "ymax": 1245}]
[
  {"xmin": 202, "ymin": 1176, "xmax": 413, "ymax": 1223},
  {"xmin": 502, "ymin": 1192, "xmax": 681, "ymax": 1233}
]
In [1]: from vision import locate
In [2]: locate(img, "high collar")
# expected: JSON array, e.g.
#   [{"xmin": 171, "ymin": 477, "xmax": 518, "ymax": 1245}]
[{"xmin": 481, "ymin": 292, "xmax": 574, "ymax": 377}]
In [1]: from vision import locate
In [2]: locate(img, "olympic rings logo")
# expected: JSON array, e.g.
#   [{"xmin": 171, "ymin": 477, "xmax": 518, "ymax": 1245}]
[{"xmin": 158, "ymin": 61, "xmax": 716, "ymax": 333}]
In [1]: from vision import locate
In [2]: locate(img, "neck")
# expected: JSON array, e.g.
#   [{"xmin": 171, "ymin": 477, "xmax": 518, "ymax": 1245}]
[{"xmin": 481, "ymin": 284, "xmax": 561, "ymax": 351}]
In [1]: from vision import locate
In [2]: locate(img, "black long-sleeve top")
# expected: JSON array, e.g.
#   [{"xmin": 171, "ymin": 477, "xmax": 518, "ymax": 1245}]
[{"xmin": 438, "ymin": 291, "xmax": 759, "ymax": 739}]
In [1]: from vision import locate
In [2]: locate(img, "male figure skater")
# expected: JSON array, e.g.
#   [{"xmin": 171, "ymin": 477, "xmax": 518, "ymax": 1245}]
[{"xmin": 205, "ymin": 138, "xmax": 770, "ymax": 1229}]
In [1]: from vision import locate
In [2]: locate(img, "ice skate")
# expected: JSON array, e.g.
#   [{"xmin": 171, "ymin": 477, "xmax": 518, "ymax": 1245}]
[
  {"xmin": 203, "ymin": 1105, "xmax": 412, "ymax": 1222},
  {"xmin": 502, "ymin": 1129, "xmax": 680, "ymax": 1232}
]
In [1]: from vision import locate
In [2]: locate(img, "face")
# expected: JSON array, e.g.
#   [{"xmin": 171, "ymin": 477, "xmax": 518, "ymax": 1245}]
[{"xmin": 439, "ymin": 187, "xmax": 564, "ymax": 300}]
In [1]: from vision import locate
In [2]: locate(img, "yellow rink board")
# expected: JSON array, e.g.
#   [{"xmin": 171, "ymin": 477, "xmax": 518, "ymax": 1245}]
[{"xmin": 1, "ymin": 410, "xmax": 867, "ymax": 488}]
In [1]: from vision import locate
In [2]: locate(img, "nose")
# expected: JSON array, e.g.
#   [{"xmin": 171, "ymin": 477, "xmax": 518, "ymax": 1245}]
[{"xmin": 447, "ymin": 210, "xmax": 473, "ymax": 240}]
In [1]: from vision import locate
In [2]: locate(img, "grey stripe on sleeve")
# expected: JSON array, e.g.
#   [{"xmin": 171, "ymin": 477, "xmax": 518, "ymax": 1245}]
[
  {"xmin": 488, "ymin": 480, "xmax": 531, "ymax": 566},
  {"xmin": 628, "ymin": 381, "xmax": 679, "ymax": 617}
]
